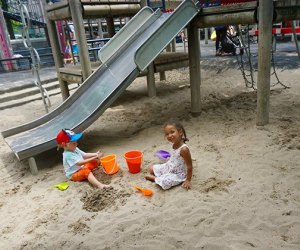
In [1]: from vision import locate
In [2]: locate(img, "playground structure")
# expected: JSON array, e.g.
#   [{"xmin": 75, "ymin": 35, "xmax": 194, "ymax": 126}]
[
  {"xmin": 1, "ymin": 0, "xmax": 46, "ymax": 39},
  {"xmin": 0, "ymin": 1, "xmax": 51, "ymax": 111},
  {"xmin": 1, "ymin": 0, "xmax": 300, "ymax": 174},
  {"xmin": 0, "ymin": 7, "xmax": 15, "ymax": 71},
  {"xmin": 0, "ymin": 0, "xmax": 53, "ymax": 72},
  {"xmin": 43, "ymin": 0, "xmax": 190, "ymax": 99}
]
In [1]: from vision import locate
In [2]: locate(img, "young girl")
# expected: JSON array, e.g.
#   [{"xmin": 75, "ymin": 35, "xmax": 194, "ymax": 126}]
[
  {"xmin": 146, "ymin": 120, "xmax": 193, "ymax": 190},
  {"xmin": 56, "ymin": 129, "xmax": 109, "ymax": 189}
]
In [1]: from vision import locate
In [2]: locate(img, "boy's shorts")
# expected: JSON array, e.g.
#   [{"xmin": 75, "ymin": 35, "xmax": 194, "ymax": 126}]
[{"xmin": 71, "ymin": 160, "xmax": 98, "ymax": 181}]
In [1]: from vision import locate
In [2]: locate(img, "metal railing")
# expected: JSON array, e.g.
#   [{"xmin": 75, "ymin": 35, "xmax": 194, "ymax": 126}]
[{"xmin": 0, "ymin": 51, "xmax": 55, "ymax": 73}]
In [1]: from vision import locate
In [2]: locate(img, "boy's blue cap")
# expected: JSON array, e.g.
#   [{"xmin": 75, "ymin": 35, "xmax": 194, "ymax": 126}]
[
  {"xmin": 67, "ymin": 129, "xmax": 83, "ymax": 142},
  {"xmin": 56, "ymin": 129, "xmax": 83, "ymax": 144}
]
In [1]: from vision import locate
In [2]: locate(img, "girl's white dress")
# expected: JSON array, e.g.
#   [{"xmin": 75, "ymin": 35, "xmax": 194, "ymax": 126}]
[{"xmin": 153, "ymin": 144, "xmax": 188, "ymax": 190}]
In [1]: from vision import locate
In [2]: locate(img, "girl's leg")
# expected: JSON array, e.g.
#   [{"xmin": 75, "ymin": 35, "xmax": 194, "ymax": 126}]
[
  {"xmin": 149, "ymin": 165, "xmax": 154, "ymax": 175},
  {"xmin": 145, "ymin": 175, "xmax": 155, "ymax": 182},
  {"xmin": 145, "ymin": 165, "xmax": 156, "ymax": 182},
  {"xmin": 87, "ymin": 172, "xmax": 110, "ymax": 189}
]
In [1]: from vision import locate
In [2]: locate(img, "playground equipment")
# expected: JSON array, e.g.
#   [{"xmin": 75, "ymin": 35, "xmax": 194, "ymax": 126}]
[
  {"xmin": 0, "ymin": 0, "xmax": 52, "ymax": 72},
  {"xmin": 2, "ymin": 0, "xmax": 300, "ymax": 174},
  {"xmin": 19, "ymin": 2, "xmax": 51, "ymax": 113},
  {"xmin": 1, "ymin": 0, "xmax": 46, "ymax": 40},
  {"xmin": 2, "ymin": 0, "xmax": 200, "ymax": 174},
  {"xmin": 235, "ymin": 24, "xmax": 294, "ymax": 90},
  {"xmin": 189, "ymin": 0, "xmax": 300, "ymax": 122},
  {"xmin": 0, "ymin": 8, "xmax": 15, "ymax": 71},
  {"xmin": 43, "ymin": 0, "xmax": 189, "ymax": 99},
  {"xmin": 147, "ymin": 0, "xmax": 166, "ymax": 11},
  {"xmin": 43, "ymin": 0, "xmax": 146, "ymax": 100}
]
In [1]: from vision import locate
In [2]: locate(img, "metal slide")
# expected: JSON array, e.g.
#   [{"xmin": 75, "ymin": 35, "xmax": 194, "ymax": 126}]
[{"xmin": 1, "ymin": 0, "xmax": 200, "ymax": 164}]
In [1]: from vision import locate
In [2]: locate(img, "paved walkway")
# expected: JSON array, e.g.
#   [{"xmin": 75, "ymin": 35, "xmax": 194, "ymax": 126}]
[{"xmin": 0, "ymin": 66, "xmax": 58, "ymax": 93}]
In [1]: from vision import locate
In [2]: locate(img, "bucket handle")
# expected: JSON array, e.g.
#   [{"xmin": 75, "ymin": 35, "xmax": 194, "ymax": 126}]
[{"xmin": 102, "ymin": 160, "xmax": 117, "ymax": 175}]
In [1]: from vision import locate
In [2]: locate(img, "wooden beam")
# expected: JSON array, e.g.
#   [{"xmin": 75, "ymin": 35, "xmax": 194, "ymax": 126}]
[
  {"xmin": 28, "ymin": 157, "xmax": 38, "ymax": 175},
  {"xmin": 43, "ymin": 6, "xmax": 70, "ymax": 99},
  {"xmin": 256, "ymin": 0, "xmax": 273, "ymax": 126},
  {"xmin": 106, "ymin": 16, "xmax": 115, "ymax": 37},
  {"xmin": 188, "ymin": 22, "xmax": 201, "ymax": 116},
  {"xmin": 46, "ymin": 7, "xmax": 70, "ymax": 20},
  {"xmin": 81, "ymin": 0, "xmax": 141, "ymax": 4},
  {"xmin": 147, "ymin": 62, "xmax": 156, "ymax": 97},
  {"xmin": 45, "ymin": 0, "xmax": 68, "ymax": 12},
  {"xmin": 69, "ymin": 0, "xmax": 92, "ymax": 80},
  {"xmin": 194, "ymin": 10, "xmax": 256, "ymax": 27},
  {"xmin": 83, "ymin": 4, "xmax": 140, "ymax": 16}
]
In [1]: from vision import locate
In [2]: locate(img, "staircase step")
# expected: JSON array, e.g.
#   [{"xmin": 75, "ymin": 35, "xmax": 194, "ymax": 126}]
[
  {"xmin": 0, "ymin": 82, "xmax": 78, "ymax": 110},
  {"xmin": 0, "ymin": 81, "xmax": 60, "ymax": 104}
]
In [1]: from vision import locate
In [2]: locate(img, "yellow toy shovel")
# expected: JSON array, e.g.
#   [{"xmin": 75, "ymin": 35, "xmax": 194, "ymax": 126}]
[{"xmin": 52, "ymin": 182, "xmax": 69, "ymax": 191}]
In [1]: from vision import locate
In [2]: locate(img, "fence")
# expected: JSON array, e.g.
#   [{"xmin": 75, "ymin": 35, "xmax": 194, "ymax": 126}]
[{"xmin": 199, "ymin": 0, "xmax": 256, "ymax": 7}]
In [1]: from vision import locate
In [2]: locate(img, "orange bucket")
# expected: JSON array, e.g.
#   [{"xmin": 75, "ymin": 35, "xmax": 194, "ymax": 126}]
[
  {"xmin": 124, "ymin": 150, "xmax": 143, "ymax": 174},
  {"xmin": 100, "ymin": 154, "xmax": 119, "ymax": 175}
]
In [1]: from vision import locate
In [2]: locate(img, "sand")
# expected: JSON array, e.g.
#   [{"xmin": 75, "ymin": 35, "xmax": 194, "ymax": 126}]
[{"xmin": 0, "ymin": 54, "xmax": 299, "ymax": 249}]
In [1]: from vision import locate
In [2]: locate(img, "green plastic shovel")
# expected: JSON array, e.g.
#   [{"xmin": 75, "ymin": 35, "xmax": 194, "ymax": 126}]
[{"xmin": 52, "ymin": 182, "xmax": 69, "ymax": 191}]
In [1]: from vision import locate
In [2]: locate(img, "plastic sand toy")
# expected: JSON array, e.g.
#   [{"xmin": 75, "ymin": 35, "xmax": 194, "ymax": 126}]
[
  {"xmin": 52, "ymin": 182, "xmax": 69, "ymax": 191},
  {"xmin": 155, "ymin": 150, "xmax": 170, "ymax": 160},
  {"xmin": 133, "ymin": 186, "xmax": 153, "ymax": 196}
]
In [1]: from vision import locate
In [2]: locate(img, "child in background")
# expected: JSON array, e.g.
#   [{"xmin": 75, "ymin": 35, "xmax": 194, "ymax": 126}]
[
  {"xmin": 146, "ymin": 120, "xmax": 193, "ymax": 190},
  {"xmin": 64, "ymin": 39, "xmax": 73, "ymax": 64},
  {"xmin": 56, "ymin": 129, "xmax": 109, "ymax": 189}
]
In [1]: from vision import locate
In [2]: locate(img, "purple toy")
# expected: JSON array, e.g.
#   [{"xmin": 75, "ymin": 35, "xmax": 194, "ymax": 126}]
[{"xmin": 155, "ymin": 150, "xmax": 170, "ymax": 160}]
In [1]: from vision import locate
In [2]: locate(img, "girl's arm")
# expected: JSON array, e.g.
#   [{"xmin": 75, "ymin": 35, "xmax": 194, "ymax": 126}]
[{"xmin": 180, "ymin": 147, "xmax": 193, "ymax": 189}]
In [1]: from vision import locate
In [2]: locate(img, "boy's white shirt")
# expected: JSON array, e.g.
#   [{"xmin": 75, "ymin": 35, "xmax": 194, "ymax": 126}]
[{"xmin": 63, "ymin": 147, "xmax": 85, "ymax": 178}]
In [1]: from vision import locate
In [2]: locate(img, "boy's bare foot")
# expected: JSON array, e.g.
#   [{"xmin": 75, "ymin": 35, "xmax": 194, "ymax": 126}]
[
  {"xmin": 145, "ymin": 175, "xmax": 155, "ymax": 182},
  {"xmin": 98, "ymin": 184, "xmax": 110, "ymax": 189}
]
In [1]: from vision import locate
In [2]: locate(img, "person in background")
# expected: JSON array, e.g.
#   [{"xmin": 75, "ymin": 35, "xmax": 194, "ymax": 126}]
[
  {"xmin": 215, "ymin": 25, "xmax": 227, "ymax": 56},
  {"xmin": 63, "ymin": 39, "xmax": 73, "ymax": 64}
]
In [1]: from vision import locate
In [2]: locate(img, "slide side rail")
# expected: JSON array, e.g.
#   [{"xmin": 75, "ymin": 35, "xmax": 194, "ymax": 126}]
[
  {"xmin": 135, "ymin": 0, "xmax": 200, "ymax": 71},
  {"xmin": 99, "ymin": 7, "xmax": 154, "ymax": 63}
]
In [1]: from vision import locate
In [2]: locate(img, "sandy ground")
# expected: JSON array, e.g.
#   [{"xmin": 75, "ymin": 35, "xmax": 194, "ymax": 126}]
[{"xmin": 0, "ymin": 56, "xmax": 299, "ymax": 249}]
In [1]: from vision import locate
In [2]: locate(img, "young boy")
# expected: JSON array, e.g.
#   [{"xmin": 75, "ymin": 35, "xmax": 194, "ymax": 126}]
[{"xmin": 56, "ymin": 129, "xmax": 109, "ymax": 189}]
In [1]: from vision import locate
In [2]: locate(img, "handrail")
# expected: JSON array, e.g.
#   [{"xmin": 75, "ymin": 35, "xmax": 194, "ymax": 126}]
[{"xmin": 19, "ymin": 3, "xmax": 51, "ymax": 113}]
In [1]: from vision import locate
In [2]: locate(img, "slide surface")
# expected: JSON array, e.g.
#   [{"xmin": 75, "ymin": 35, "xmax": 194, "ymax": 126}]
[{"xmin": 1, "ymin": 0, "xmax": 200, "ymax": 161}]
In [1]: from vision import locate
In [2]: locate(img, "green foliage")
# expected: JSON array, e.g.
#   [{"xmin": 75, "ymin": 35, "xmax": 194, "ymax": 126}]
[{"xmin": 10, "ymin": 19, "xmax": 21, "ymax": 30}]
